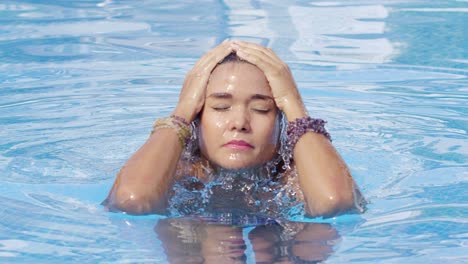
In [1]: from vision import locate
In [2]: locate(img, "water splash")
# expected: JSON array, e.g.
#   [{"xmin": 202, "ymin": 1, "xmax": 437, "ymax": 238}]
[
  {"xmin": 170, "ymin": 111, "xmax": 303, "ymax": 219},
  {"xmin": 168, "ymin": 163, "xmax": 305, "ymax": 220}
]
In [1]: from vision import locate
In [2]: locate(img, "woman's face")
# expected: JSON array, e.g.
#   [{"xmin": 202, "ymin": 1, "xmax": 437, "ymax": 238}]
[{"xmin": 199, "ymin": 62, "xmax": 279, "ymax": 170}]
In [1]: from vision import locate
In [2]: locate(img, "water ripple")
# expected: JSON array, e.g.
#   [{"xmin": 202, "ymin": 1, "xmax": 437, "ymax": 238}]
[
  {"xmin": 0, "ymin": 192, "xmax": 163, "ymax": 263},
  {"xmin": 0, "ymin": 0, "xmax": 467, "ymax": 262}
]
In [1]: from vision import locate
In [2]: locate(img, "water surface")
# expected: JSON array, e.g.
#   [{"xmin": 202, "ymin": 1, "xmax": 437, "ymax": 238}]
[{"xmin": 0, "ymin": 0, "xmax": 466, "ymax": 263}]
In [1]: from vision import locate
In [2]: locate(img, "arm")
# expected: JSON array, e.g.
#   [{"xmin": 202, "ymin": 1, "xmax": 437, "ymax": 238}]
[
  {"xmin": 102, "ymin": 129, "xmax": 183, "ymax": 215},
  {"xmin": 283, "ymin": 101, "xmax": 359, "ymax": 217},
  {"xmin": 103, "ymin": 40, "xmax": 234, "ymax": 215},
  {"xmin": 231, "ymin": 40, "xmax": 364, "ymax": 217}
]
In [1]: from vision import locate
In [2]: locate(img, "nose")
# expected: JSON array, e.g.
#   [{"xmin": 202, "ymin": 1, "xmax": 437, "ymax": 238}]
[{"xmin": 228, "ymin": 108, "xmax": 251, "ymax": 132}]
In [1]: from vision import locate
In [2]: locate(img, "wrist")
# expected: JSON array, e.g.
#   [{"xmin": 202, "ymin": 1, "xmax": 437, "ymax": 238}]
[
  {"xmin": 172, "ymin": 106, "xmax": 198, "ymax": 123},
  {"xmin": 151, "ymin": 116, "xmax": 191, "ymax": 149},
  {"xmin": 286, "ymin": 116, "xmax": 332, "ymax": 152},
  {"xmin": 280, "ymin": 97, "xmax": 308, "ymax": 121},
  {"xmin": 274, "ymin": 88, "xmax": 308, "ymax": 120}
]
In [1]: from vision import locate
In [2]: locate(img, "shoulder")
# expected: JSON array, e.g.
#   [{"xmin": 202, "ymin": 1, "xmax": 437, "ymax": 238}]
[{"xmin": 175, "ymin": 158, "xmax": 210, "ymax": 182}]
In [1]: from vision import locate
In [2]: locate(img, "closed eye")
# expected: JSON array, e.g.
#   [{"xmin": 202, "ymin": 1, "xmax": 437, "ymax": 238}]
[
  {"xmin": 252, "ymin": 108, "xmax": 270, "ymax": 113},
  {"xmin": 212, "ymin": 105, "xmax": 230, "ymax": 111},
  {"xmin": 251, "ymin": 102, "xmax": 272, "ymax": 114}
]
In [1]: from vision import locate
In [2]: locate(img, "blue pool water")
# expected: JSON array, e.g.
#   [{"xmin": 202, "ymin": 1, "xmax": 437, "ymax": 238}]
[{"xmin": 1, "ymin": 0, "xmax": 467, "ymax": 263}]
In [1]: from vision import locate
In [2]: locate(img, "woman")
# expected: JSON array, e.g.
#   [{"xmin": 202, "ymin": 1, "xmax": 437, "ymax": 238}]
[{"xmin": 103, "ymin": 40, "xmax": 365, "ymax": 218}]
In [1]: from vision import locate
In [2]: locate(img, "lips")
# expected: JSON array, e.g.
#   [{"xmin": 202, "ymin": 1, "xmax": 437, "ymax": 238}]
[{"xmin": 223, "ymin": 140, "xmax": 254, "ymax": 150}]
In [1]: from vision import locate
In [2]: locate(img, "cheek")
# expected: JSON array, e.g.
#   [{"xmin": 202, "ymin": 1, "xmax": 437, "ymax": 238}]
[
  {"xmin": 260, "ymin": 116, "xmax": 280, "ymax": 144},
  {"xmin": 200, "ymin": 114, "xmax": 226, "ymax": 137},
  {"xmin": 199, "ymin": 113, "xmax": 226, "ymax": 152}
]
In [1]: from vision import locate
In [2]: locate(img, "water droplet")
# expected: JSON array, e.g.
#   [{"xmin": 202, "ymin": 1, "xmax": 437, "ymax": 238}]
[{"xmin": 168, "ymin": 163, "xmax": 305, "ymax": 219}]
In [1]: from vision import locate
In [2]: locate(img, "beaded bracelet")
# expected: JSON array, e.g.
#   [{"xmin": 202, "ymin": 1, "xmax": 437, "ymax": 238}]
[
  {"xmin": 286, "ymin": 116, "xmax": 331, "ymax": 152},
  {"xmin": 150, "ymin": 115, "xmax": 191, "ymax": 148},
  {"xmin": 170, "ymin": 114, "xmax": 190, "ymax": 127}
]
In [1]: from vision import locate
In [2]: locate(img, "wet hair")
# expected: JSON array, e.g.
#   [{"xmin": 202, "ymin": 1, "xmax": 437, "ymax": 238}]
[{"xmin": 218, "ymin": 52, "xmax": 249, "ymax": 65}]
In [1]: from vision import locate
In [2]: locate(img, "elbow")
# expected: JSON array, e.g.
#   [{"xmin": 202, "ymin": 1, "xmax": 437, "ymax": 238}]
[
  {"xmin": 103, "ymin": 186, "xmax": 165, "ymax": 215},
  {"xmin": 305, "ymin": 190, "xmax": 356, "ymax": 218}
]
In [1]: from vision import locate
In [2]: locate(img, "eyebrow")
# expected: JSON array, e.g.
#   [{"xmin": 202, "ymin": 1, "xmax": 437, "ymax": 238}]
[
  {"xmin": 207, "ymin": 93, "xmax": 273, "ymax": 101},
  {"xmin": 251, "ymin": 94, "xmax": 274, "ymax": 101},
  {"xmin": 207, "ymin": 93, "xmax": 232, "ymax": 99}
]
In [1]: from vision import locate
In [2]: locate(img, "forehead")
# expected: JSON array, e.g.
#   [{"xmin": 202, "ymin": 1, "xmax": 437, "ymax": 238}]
[{"xmin": 207, "ymin": 62, "xmax": 272, "ymax": 95}]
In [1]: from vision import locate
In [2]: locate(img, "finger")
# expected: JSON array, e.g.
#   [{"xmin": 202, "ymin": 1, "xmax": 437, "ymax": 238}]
[
  {"xmin": 234, "ymin": 46, "xmax": 279, "ymax": 76},
  {"xmin": 193, "ymin": 40, "xmax": 233, "ymax": 71},
  {"xmin": 190, "ymin": 47, "xmax": 233, "ymax": 86},
  {"xmin": 231, "ymin": 40, "xmax": 281, "ymax": 64},
  {"xmin": 231, "ymin": 40, "xmax": 267, "ymax": 54},
  {"xmin": 231, "ymin": 42, "xmax": 281, "ymax": 71},
  {"xmin": 185, "ymin": 40, "xmax": 233, "ymax": 91}
]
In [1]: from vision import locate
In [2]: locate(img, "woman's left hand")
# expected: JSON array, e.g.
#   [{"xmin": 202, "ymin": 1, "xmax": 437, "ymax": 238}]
[
  {"xmin": 233, "ymin": 41, "xmax": 362, "ymax": 218},
  {"xmin": 230, "ymin": 40, "xmax": 307, "ymax": 120}
]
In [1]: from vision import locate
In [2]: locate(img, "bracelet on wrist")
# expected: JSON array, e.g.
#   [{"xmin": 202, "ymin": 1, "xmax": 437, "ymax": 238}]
[
  {"xmin": 150, "ymin": 115, "xmax": 191, "ymax": 148},
  {"xmin": 170, "ymin": 114, "xmax": 190, "ymax": 127},
  {"xmin": 286, "ymin": 116, "xmax": 331, "ymax": 152}
]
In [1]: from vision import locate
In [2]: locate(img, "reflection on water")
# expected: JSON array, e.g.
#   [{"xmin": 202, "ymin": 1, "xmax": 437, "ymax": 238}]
[
  {"xmin": 225, "ymin": 2, "xmax": 394, "ymax": 65},
  {"xmin": 155, "ymin": 217, "xmax": 339, "ymax": 264}
]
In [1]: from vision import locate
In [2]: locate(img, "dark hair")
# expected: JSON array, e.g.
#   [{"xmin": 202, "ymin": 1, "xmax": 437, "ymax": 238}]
[{"xmin": 219, "ymin": 52, "xmax": 247, "ymax": 65}]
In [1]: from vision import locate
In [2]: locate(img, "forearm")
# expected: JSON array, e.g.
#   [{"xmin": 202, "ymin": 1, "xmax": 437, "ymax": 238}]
[
  {"xmin": 104, "ymin": 128, "xmax": 183, "ymax": 215},
  {"xmin": 293, "ymin": 133, "xmax": 356, "ymax": 217},
  {"xmin": 283, "ymin": 100, "xmax": 358, "ymax": 217}
]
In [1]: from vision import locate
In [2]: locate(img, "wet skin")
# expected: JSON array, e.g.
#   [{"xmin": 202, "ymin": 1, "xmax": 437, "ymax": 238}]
[{"xmin": 199, "ymin": 62, "xmax": 279, "ymax": 170}]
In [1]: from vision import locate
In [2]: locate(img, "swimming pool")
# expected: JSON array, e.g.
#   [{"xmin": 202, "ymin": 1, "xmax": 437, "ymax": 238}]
[{"xmin": 1, "ymin": 0, "xmax": 466, "ymax": 263}]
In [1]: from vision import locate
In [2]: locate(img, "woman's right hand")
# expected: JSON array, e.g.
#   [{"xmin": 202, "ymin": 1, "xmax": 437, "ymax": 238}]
[
  {"xmin": 172, "ymin": 40, "xmax": 234, "ymax": 122},
  {"xmin": 230, "ymin": 40, "xmax": 306, "ymax": 120}
]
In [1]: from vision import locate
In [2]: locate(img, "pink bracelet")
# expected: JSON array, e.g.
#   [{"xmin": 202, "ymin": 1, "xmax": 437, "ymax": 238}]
[
  {"xmin": 170, "ymin": 114, "xmax": 190, "ymax": 127},
  {"xmin": 286, "ymin": 116, "xmax": 331, "ymax": 151}
]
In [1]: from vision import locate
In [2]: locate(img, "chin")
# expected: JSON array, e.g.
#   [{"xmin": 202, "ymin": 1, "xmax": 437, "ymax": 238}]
[
  {"xmin": 202, "ymin": 151, "xmax": 274, "ymax": 171},
  {"xmin": 215, "ymin": 160, "xmax": 260, "ymax": 170}
]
